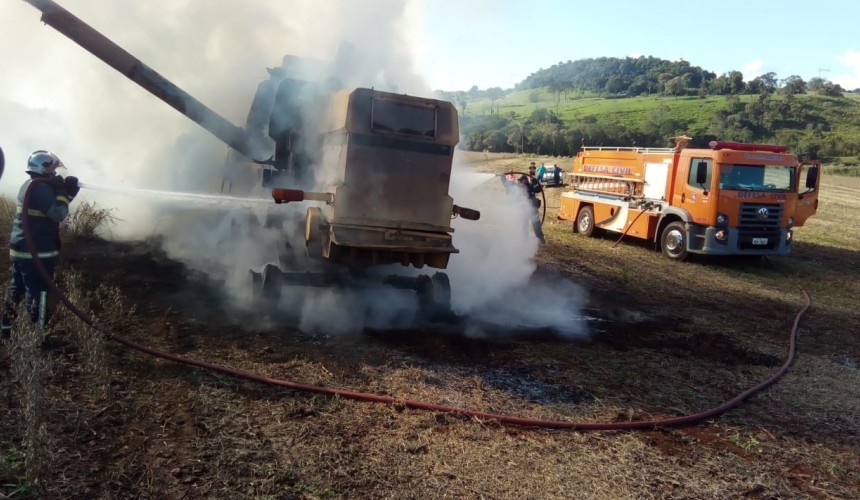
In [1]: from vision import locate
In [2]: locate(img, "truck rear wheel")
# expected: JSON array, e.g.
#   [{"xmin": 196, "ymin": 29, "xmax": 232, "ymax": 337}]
[
  {"xmin": 576, "ymin": 206, "xmax": 598, "ymax": 237},
  {"xmin": 660, "ymin": 221, "xmax": 689, "ymax": 261}
]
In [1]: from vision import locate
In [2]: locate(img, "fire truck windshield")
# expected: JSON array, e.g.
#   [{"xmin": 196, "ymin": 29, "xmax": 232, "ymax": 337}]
[{"xmin": 718, "ymin": 164, "xmax": 796, "ymax": 191}]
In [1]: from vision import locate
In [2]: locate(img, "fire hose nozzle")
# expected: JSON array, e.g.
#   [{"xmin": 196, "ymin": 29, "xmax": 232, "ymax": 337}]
[
  {"xmin": 272, "ymin": 188, "xmax": 305, "ymax": 204},
  {"xmin": 453, "ymin": 205, "xmax": 480, "ymax": 221},
  {"xmin": 271, "ymin": 188, "xmax": 334, "ymax": 204}
]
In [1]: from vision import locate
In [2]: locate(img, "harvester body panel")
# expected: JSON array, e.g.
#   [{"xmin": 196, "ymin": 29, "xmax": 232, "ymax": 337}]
[{"xmin": 318, "ymin": 88, "xmax": 460, "ymax": 270}]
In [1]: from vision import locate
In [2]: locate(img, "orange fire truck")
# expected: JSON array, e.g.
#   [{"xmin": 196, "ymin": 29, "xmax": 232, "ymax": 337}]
[{"xmin": 558, "ymin": 137, "xmax": 821, "ymax": 260}]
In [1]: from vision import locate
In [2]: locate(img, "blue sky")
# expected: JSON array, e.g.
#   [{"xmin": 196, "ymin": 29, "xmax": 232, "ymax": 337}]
[{"xmin": 412, "ymin": 0, "xmax": 860, "ymax": 91}]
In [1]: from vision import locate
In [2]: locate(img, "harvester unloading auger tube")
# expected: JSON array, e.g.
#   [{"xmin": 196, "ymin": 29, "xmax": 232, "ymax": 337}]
[{"xmin": 21, "ymin": 177, "xmax": 813, "ymax": 430}]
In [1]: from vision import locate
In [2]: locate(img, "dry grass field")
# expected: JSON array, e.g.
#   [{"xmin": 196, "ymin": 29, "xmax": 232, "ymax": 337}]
[{"xmin": 1, "ymin": 154, "xmax": 858, "ymax": 499}]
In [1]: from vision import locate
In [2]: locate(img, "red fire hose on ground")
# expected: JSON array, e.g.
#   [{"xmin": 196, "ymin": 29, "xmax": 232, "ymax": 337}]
[{"xmin": 19, "ymin": 178, "xmax": 812, "ymax": 430}]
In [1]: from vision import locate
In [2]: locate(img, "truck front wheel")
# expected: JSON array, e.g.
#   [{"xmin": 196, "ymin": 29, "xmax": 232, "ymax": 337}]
[
  {"xmin": 576, "ymin": 206, "xmax": 598, "ymax": 237},
  {"xmin": 660, "ymin": 221, "xmax": 689, "ymax": 261}
]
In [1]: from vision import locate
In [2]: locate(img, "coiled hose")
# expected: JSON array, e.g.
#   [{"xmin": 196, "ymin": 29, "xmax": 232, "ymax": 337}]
[{"xmin": 20, "ymin": 178, "xmax": 811, "ymax": 430}]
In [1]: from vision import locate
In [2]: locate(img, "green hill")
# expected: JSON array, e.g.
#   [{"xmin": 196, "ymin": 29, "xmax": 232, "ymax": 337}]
[
  {"xmin": 453, "ymin": 90, "xmax": 860, "ymax": 164},
  {"xmin": 437, "ymin": 56, "xmax": 860, "ymax": 165}
]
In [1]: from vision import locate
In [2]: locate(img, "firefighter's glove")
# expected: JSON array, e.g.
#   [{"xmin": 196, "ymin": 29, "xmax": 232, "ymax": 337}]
[
  {"xmin": 64, "ymin": 176, "xmax": 80, "ymax": 198},
  {"xmin": 48, "ymin": 175, "xmax": 65, "ymax": 190}
]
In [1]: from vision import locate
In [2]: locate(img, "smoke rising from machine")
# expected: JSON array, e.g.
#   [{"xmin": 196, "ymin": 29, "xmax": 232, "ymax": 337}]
[
  {"xmin": 1, "ymin": 0, "xmax": 429, "ymax": 193},
  {"xmin": 446, "ymin": 170, "xmax": 589, "ymax": 338},
  {"xmin": 0, "ymin": 0, "xmax": 588, "ymax": 337}
]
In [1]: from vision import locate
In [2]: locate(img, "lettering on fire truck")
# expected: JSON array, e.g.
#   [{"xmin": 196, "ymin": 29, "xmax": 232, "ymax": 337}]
[
  {"xmin": 582, "ymin": 165, "xmax": 634, "ymax": 175},
  {"xmin": 737, "ymin": 192, "xmax": 788, "ymax": 200}
]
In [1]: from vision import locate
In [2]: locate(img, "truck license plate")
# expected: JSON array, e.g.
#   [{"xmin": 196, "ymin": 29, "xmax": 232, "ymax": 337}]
[{"xmin": 752, "ymin": 237, "xmax": 768, "ymax": 245}]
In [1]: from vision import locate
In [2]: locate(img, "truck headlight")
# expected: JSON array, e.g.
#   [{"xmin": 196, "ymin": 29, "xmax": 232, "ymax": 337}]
[
  {"xmin": 715, "ymin": 229, "xmax": 727, "ymax": 241},
  {"xmin": 788, "ymin": 216, "xmax": 794, "ymax": 228},
  {"xmin": 716, "ymin": 213, "xmax": 727, "ymax": 225},
  {"xmin": 786, "ymin": 230, "xmax": 793, "ymax": 242}
]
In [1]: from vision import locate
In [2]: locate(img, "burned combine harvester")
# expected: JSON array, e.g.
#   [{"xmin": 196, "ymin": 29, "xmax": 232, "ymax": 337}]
[{"xmin": 25, "ymin": 0, "xmax": 480, "ymax": 312}]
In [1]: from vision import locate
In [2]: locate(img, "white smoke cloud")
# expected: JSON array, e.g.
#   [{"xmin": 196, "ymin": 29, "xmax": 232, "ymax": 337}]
[
  {"xmin": 0, "ymin": 0, "xmax": 427, "ymax": 193},
  {"xmin": 446, "ymin": 169, "xmax": 589, "ymax": 338},
  {"xmin": 447, "ymin": 172, "xmax": 539, "ymax": 309},
  {"xmin": 0, "ymin": 0, "xmax": 588, "ymax": 337}
]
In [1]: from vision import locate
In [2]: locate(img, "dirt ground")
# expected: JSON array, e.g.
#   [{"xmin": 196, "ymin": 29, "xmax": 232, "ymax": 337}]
[{"xmin": 1, "ymin": 154, "xmax": 858, "ymax": 499}]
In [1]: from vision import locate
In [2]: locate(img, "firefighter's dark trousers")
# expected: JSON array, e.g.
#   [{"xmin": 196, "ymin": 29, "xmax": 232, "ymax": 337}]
[{"xmin": 1, "ymin": 257, "xmax": 57, "ymax": 336}]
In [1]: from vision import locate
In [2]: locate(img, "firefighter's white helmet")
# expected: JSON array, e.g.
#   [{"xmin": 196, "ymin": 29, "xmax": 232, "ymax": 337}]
[{"xmin": 26, "ymin": 150, "xmax": 64, "ymax": 176}]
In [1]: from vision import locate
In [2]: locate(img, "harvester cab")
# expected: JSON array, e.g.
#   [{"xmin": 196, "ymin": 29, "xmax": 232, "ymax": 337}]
[
  {"xmin": 224, "ymin": 54, "xmax": 336, "ymax": 193},
  {"xmin": 25, "ymin": 0, "xmax": 480, "ymax": 315}
]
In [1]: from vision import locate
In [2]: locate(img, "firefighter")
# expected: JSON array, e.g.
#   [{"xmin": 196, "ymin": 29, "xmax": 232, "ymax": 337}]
[
  {"xmin": 518, "ymin": 174, "xmax": 545, "ymax": 244},
  {"xmin": 551, "ymin": 164, "xmax": 563, "ymax": 185},
  {"xmin": 1, "ymin": 150, "xmax": 79, "ymax": 337}
]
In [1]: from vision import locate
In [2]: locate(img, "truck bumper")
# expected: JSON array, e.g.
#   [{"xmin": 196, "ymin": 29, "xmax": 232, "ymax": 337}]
[
  {"xmin": 688, "ymin": 225, "xmax": 792, "ymax": 256},
  {"xmin": 326, "ymin": 223, "xmax": 456, "ymax": 269}
]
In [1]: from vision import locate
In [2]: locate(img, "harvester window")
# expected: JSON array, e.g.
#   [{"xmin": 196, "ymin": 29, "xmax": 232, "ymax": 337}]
[
  {"xmin": 371, "ymin": 98, "xmax": 436, "ymax": 138},
  {"xmin": 687, "ymin": 158, "xmax": 713, "ymax": 189}
]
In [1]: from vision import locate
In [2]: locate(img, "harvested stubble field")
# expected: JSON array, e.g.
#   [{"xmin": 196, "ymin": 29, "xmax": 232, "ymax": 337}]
[{"xmin": 1, "ymin": 152, "xmax": 858, "ymax": 499}]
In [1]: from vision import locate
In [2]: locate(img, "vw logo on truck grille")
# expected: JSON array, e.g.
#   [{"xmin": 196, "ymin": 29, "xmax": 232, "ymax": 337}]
[{"xmin": 756, "ymin": 207, "xmax": 769, "ymax": 220}]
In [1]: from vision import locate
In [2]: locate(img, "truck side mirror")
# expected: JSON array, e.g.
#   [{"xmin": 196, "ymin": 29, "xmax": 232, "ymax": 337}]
[
  {"xmin": 0, "ymin": 146, "xmax": 4, "ymax": 182},
  {"xmin": 696, "ymin": 160, "xmax": 709, "ymax": 194},
  {"xmin": 696, "ymin": 161, "xmax": 708, "ymax": 184},
  {"xmin": 805, "ymin": 166, "xmax": 818, "ymax": 190}
]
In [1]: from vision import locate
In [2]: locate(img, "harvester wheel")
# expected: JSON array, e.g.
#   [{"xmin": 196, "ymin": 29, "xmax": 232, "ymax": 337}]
[
  {"xmin": 249, "ymin": 268, "xmax": 263, "ymax": 302},
  {"xmin": 264, "ymin": 263, "xmax": 286, "ymax": 293},
  {"xmin": 305, "ymin": 207, "xmax": 322, "ymax": 244},
  {"xmin": 660, "ymin": 221, "xmax": 689, "ymax": 261},
  {"xmin": 431, "ymin": 272, "xmax": 452, "ymax": 309},
  {"xmin": 305, "ymin": 207, "xmax": 325, "ymax": 259},
  {"xmin": 576, "ymin": 206, "xmax": 598, "ymax": 237},
  {"xmin": 417, "ymin": 272, "xmax": 452, "ymax": 316},
  {"xmin": 249, "ymin": 264, "xmax": 283, "ymax": 303}
]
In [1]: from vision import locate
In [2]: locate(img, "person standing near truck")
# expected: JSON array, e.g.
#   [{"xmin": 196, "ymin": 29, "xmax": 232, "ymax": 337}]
[
  {"xmin": 552, "ymin": 164, "xmax": 563, "ymax": 185},
  {"xmin": 535, "ymin": 162, "xmax": 547, "ymax": 183},
  {"xmin": 518, "ymin": 174, "xmax": 545, "ymax": 244}
]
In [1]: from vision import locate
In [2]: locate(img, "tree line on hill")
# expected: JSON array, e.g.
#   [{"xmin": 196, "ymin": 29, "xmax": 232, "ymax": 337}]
[
  {"xmin": 514, "ymin": 57, "xmax": 849, "ymax": 98},
  {"xmin": 434, "ymin": 56, "xmax": 859, "ymax": 159}
]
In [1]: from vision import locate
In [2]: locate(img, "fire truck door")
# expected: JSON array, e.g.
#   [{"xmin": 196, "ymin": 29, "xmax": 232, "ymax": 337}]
[
  {"xmin": 676, "ymin": 158, "xmax": 713, "ymax": 225},
  {"xmin": 793, "ymin": 160, "xmax": 820, "ymax": 227}
]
